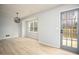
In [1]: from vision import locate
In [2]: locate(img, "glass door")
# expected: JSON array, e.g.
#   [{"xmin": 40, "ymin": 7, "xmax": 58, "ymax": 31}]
[{"xmin": 61, "ymin": 9, "xmax": 79, "ymax": 53}]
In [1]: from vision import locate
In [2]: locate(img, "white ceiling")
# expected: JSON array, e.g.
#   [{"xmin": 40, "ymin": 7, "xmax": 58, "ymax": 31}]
[{"xmin": 1, "ymin": 4, "xmax": 60, "ymax": 18}]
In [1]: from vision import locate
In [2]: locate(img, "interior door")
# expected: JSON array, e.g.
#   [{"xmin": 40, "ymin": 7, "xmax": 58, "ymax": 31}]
[{"xmin": 61, "ymin": 9, "xmax": 79, "ymax": 53}]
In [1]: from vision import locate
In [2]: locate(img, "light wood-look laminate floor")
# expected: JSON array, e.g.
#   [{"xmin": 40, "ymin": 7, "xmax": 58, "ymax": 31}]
[{"xmin": 0, "ymin": 38, "xmax": 76, "ymax": 55}]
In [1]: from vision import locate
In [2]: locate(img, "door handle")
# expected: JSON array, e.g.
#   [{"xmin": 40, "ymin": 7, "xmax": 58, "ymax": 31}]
[{"xmin": 61, "ymin": 29, "xmax": 63, "ymax": 33}]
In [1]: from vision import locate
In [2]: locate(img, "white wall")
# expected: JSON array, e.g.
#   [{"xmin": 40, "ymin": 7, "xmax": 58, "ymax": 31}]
[
  {"xmin": 0, "ymin": 6, "xmax": 20, "ymax": 39},
  {"xmin": 23, "ymin": 4, "xmax": 79, "ymax": 48},
  {"xmin": 0, "ymin": 13, "xmax": 19, "ymax": 39}
]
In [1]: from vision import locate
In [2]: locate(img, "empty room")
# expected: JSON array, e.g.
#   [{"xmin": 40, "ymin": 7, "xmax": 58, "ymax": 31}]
[{"xmin": 0, "ymin": 4, "xmax": 79, "ymax": 55}]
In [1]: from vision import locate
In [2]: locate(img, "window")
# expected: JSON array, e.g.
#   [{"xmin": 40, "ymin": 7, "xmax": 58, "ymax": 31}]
[
  {"xmin": 30, "ymin": 22, "xmax": 33, "ymax": 31},
  {"xmin": 28, "ymin": 20, "xmax": 38, "ymax": 32},
  {"xmin": 34, "ymin": 20, "xmax": 38, "ymax": 32}
]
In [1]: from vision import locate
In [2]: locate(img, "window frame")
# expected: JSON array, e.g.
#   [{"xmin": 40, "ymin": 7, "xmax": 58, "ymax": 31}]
[{"xmin": 28, "ymin": 19, "xmax": 38, "ymax": 33}]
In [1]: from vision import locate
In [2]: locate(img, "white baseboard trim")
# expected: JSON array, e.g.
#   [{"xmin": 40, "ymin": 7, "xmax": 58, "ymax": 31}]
[
  {"xmin": 0, "ymin": 37, "xmax": 19, "ymax": 40},
  {"xmin": 38, "ymin": 40, "xmax": 60, "ymax": 48},
  {"xmin": 25, "ymin": 36, "xmax": 38, "ymax": 40}
]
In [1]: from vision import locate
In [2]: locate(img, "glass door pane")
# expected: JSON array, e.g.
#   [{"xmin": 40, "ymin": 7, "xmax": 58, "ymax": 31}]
[
  {"xmin": 62, "ymin": 39, "xmax": 66, "ymax": 46},
  {"xmin": 67, "ymin": 39, "xmax": 71, "ymax": 47},
  {"xmin": 72, "ymin": 40, "xmax": 77, "ymax": 48}
]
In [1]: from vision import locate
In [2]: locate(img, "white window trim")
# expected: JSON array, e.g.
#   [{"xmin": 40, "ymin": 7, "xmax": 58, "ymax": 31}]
[{"xmin": 28, "ymin": 19, "xmax": 38, "ymax": 33}]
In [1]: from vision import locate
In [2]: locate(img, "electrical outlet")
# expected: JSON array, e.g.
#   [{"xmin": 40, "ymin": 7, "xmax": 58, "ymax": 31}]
[{"xmin": 6, "ymin": 35, "xmax": 10, "ymax": 37}]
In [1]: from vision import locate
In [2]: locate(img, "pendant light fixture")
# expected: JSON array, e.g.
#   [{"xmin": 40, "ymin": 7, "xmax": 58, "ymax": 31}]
[{"xmin": 14, "ymin": 12, "xmax": 20, "ymax": 23}]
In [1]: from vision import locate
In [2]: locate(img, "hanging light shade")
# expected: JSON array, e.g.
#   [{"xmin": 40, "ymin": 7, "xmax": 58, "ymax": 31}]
[{"xmin": 14, "ymin": 12, "xmax": 20, "ymax": 23}]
